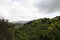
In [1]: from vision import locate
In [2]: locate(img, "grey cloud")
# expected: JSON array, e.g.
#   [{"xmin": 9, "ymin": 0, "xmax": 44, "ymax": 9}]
[{"xmin": 36, "ymin": 0, "xmax": 60, "ymax": 13}]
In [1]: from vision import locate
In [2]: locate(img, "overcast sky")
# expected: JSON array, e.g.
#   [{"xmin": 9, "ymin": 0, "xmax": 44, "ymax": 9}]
[{"xmin": 0, "ymin": 0, "xmax": 60, "ymax": 21}]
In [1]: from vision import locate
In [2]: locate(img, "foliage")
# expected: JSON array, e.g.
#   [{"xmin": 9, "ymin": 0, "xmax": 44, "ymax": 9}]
[
  {"xmin": 1, "ymin": 16, "xmax": 60, "ymax": 40},
  {"xmin": 16, "ymin": 16, "xmax": 60, "ymax": 40},
  {"xmin": 0, "ymin": 19, "xmax": 13, "ymax": 40}
]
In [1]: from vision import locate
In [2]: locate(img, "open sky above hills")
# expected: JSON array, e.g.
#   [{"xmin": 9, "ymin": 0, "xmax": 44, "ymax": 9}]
[{"xmin": 0, "ymin": 0, "xmax": 60, "ymax": 22}]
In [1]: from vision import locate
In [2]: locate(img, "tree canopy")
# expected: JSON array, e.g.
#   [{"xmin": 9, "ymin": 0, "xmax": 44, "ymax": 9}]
[
  {"xmin": 0, "ymin": 16, "xmax": 60, "ymax": 40},
  {"xmin": 15, "ymin": 16, "xmax": 60, "ymax": 40}
]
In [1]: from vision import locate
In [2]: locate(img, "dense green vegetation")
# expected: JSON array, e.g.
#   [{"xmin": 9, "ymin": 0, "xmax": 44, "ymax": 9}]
[
  {"xmin": 0, "ymin": 18, "xmax": 14, "ymax": 40},
  {"xmin": 15, "ymin": 16, "xmax": 60, "ymax": 40},
  {"xmin": 0, "ymin": 16, "xmax": 60, "ymax": 40}
]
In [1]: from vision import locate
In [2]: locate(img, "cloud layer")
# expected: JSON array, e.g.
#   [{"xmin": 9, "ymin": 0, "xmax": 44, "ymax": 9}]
[
  {"xmin": 36, "ymin": 0, "xmax": 60, "ymax": 13},
  {"xmin": 0, "ymin": 0, "xmax": 60, "ymax": 22},
  {"xmin": 0, "ymin": 0, "xmax": 46, "ymax": 21}
]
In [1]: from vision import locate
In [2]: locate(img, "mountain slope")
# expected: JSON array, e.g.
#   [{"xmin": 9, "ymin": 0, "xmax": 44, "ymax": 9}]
[{"xmin": 15, "ymin": 16, "xmax": 60, "ymax": 40}]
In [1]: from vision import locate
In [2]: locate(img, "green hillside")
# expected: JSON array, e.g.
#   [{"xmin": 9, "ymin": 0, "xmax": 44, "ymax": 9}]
[
  {"xmin": 0, "ymin": 16, "xmax": 60, "ymax": 40},
  {"xmin": 15, "ymin": 16, "xmax": 60, "ymax": 40}
]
